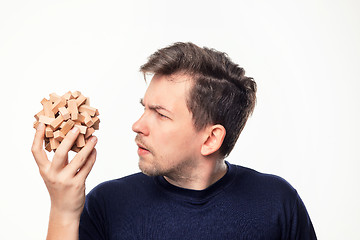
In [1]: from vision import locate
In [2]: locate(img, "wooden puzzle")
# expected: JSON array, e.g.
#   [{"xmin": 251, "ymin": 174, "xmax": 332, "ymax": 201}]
[{"xmin": 33, "ymin": 91, "xmax": 100, "ymax": 152}]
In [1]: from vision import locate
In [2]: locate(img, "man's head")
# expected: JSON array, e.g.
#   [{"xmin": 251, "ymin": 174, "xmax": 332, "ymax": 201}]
[
  {"xmin": 132, "ymin": 74, "xmax": 206, "ymax": 177},
  {"xmin": 139, "ymin": 42, "xmax": 257, "ymax": 158}
]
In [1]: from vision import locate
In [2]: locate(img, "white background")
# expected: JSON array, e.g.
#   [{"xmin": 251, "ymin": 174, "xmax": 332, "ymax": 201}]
[{"xmin": 0, "ymin": 0, "xmax": 359, "ymax": 239}]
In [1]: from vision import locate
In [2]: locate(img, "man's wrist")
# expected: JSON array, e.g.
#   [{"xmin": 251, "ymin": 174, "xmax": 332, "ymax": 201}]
[
  {"xmin": 49, "ymin": 207, "xmax": 81, "ymax": 226},
  {"xmin": 47, "ymin": 209, "xmax": 80, "ymax": 240}
]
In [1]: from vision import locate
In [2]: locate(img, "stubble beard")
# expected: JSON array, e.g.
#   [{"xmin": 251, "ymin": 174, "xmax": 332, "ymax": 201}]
[
  {"xmin": 138, "ymin": 156, "xmax": 165, "ymax": 177},
  {"xmin": 139, "ymin": 155, "xmax": 197, "ymax": 181},
  {"xmin": 136, "ymin": 135, "xmax": 161, "ymax": 176},
  {"xmin": 135, "ymin": 136, "xmax": 197, "ymax": 178},
  {"xmin": 138, "ymin": 152, "xmax": 177, "ymax": 177}
]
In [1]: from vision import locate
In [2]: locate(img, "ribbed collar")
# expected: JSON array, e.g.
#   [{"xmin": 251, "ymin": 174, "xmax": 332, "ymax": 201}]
[{"xmin": 154, "ymin": 161, "xmax": 237, "ymax": 204}]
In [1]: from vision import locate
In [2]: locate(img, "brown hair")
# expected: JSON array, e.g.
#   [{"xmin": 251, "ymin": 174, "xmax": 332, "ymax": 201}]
[{"xmin": 140, "ymin": 42, "xmax": 257, "ymax": 157}]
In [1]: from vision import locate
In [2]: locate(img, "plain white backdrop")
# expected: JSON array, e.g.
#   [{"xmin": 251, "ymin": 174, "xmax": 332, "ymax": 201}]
[{"xmin": 0, "ymin": 0, "xmax": 359, "ymax": 239}]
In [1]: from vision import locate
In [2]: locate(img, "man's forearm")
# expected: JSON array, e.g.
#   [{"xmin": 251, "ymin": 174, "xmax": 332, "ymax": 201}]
[{"xmin": 46, "ymin": 209, "xmax": 80, "ymax": 240}]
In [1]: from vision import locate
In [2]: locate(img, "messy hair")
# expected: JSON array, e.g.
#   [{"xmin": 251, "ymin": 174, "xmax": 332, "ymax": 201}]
[{"xmin": 140, "ymin": 42, "xmax": 257, "ymax": 157}]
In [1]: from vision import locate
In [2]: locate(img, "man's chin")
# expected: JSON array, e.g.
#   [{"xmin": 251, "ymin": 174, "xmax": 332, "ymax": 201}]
[{"xmin": 138, "ymin": 161, "xmax": 162, "ymax": 177}]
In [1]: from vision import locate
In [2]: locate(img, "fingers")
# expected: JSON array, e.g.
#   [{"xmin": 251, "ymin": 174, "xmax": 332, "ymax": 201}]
[
  {"xmin": 51, "ymin": 127, "xmax": 80, "ymax": 171},
  {"xmin": 35, "ymin": 123, "xmax": 98, "ymax": 180},
  {"xmin": 31, "ymin": 123, "xmax": 49, "ymax": 169},
  {"xmin": 74, "ymin": 148, "xmax": 97, "ymax": 181},
  {"xmin": 66, "ymin": 136, "xmax": 98, "ymax": 177}
]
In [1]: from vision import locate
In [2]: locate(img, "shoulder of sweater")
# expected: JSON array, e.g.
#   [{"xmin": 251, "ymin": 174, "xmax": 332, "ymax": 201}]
[
  {"xmin": 230, "ymin": 164, "xmax": 298, "ymax": 198},
  {"xmin": 87, "ymin": 172, "xmax": 153, "ymax": 197}
]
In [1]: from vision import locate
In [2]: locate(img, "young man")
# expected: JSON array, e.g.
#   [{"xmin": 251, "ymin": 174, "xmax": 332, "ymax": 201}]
[{"xmin": 32, "ymin": 42, "xmax": 316, "ymax": 239}]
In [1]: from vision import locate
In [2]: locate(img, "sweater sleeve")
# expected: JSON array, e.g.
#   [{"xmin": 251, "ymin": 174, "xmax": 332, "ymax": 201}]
[
  {"xmin": 288, "ymin": 193, "xmax": 317, "ymax": 240},
  {"xmin": 79, "ymin": 192, "xmax": 107, "ymax": 240}
]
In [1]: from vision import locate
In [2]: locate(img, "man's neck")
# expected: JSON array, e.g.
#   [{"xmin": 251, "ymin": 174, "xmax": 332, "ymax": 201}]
[{"xmin": 163, "ymin": 159, "xmax": 228, "ymax": 190}]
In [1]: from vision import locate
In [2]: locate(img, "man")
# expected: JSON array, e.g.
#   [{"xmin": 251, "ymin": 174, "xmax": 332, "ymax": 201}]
[{"xmin": 32, "ymin": 42, "xmax": 316, "ymax": 239}]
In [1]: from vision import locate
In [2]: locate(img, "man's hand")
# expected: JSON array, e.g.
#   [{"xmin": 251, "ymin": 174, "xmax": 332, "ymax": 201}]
[{"xmin": 31, "ymin": 123, "xmax": 97, "ymax": 240}]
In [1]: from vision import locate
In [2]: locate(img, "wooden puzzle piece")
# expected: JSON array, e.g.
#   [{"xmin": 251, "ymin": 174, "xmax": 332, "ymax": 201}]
[{"xmin": 34, "ymin": 91, "xmax": 100, "ymax": 152}]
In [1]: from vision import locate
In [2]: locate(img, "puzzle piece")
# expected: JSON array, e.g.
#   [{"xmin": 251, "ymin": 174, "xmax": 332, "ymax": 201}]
[{"xmin": 33, "ymin": 91, "xmax": 100, "ymax": 152}]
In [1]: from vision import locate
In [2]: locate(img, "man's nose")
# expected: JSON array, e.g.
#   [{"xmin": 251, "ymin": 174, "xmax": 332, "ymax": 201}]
[{"xmin": 132, "ymin": 113, "xmax": 149, "ymax": 136}]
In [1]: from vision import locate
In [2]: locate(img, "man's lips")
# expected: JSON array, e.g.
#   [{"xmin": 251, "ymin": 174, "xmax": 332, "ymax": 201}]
[
  {"xmin": 137, "ymin": 143, "xmax": 150, "ymax": 156},
  {"xmin": 136, "ymin": 142, "xmax": 149, "ymax": 151},
  {"xmin": 138, "ymin": 148, "xmax": 149, "ymax": 155},
  {"xmin": 135, "ymin": 137, "xmax": 151, "ymax": 156}
]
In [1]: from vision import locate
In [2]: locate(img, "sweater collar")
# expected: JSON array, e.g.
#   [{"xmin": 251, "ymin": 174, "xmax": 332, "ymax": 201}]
[{"xmin": 154, "ymin": 161, "xmax": 236, "ymax": 203}]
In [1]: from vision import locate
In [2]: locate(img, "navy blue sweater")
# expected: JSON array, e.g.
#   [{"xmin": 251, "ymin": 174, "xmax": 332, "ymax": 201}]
[{"xmin": 79, "ymin": 162, "xmax": 316, "ymax": 239}]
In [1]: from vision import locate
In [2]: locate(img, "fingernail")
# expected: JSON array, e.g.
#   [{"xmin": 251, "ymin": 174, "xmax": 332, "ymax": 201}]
[
  {"xmin": 71, "ymin": 127, "xmax": 79, "ymax": 133},
  {"xmin": 91, "ymin": 136, "xmax": 97, "ymax": 143}
]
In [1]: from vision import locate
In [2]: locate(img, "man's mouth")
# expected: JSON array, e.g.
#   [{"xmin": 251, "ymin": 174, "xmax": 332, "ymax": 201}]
[
  {"xmin": 137, "ymin": 144, "xmax": 150, "ymax": 156},
  {"xmin": 137, "ymin": 143, "xmax": 149, "ymax": 151},
  {"xmin": 135, "ymin": 137, "xmax": 151, "ymax": 156}
]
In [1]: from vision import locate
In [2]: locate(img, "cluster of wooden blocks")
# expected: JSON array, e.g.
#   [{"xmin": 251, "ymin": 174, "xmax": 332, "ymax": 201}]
[{"xmin": 33, "ymin": 91, "xmax": 100, "ymax": 152}]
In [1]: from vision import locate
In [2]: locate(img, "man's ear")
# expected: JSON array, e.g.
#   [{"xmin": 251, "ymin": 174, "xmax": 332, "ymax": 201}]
[{"xmin": 201, "ymin": 125, "xmax": 226, "ymax": 156}]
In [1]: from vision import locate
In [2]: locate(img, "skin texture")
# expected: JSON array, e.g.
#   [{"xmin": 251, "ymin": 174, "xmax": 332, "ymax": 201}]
[
  {"xmin": 133, "ymin": 74, "xmax": 203, "ymax": 177},
  {"xmin": 133, "ymin": 74, "xmax": 227, "ymax": 190},
  {"xmin": 32, "ymin": 123, "xmax": 97, "ymax": 240}
]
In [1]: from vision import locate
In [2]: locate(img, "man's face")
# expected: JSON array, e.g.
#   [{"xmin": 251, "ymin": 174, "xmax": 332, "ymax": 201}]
[{"xmin": 132, "ymin": 74, "xmax": 205, "ymax": 177}]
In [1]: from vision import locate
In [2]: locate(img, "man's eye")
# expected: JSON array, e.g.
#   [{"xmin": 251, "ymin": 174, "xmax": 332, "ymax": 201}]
[{"xmin": 158, "ymin": 112, "xmax": 168, "ymax": 119}]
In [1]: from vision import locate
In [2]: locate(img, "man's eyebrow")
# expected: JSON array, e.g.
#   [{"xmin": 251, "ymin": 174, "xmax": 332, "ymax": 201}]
[{"xmin": 139, "ymin": 98, "xmax": 172, "ymax": 114}]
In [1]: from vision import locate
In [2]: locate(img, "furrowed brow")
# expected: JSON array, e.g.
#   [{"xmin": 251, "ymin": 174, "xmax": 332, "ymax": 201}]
[
  {"xmin": 140, "ymin": 98, "xmax": 172, "ymax": 114},
  {"xmin": 149, "ymin": 105, "xmax": 171, "ymax": 113}
]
